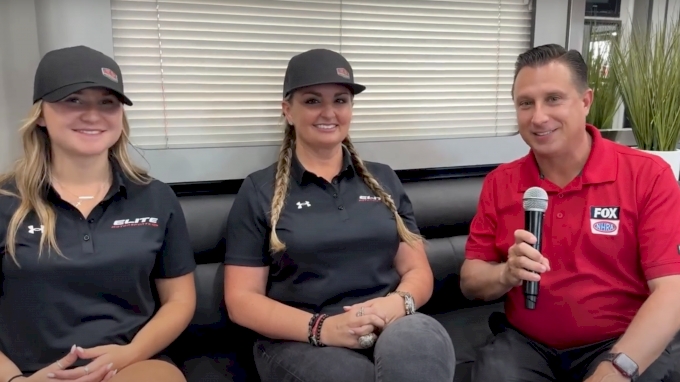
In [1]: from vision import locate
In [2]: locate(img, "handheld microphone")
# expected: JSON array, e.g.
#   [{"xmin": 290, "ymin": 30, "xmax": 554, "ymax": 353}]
[{"xmin": 522, "ymin": 186, "xmax": 548, "ymax": 310}]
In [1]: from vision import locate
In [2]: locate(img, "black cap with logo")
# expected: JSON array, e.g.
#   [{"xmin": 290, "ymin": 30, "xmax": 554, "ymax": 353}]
[
  {"xmin": 283, "ymin": 48, "xmax": 366, "ymax": 98},
  {"xmin": 33, "ymin": 45, "xmax": 132, "ymax": 106}
]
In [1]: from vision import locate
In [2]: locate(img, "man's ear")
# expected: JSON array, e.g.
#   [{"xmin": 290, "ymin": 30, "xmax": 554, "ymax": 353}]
[{"xmin": 582, "ymin": 88, "xmax": 594, "ymax": 114}]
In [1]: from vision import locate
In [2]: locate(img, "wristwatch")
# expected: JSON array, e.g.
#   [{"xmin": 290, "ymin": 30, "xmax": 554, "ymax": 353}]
[
  {"xmin": 387, "ymin": 290, "xmax": 416, "ymax": 315},
  {"xmin": 603, "ymin": 352, "xmax": 639, "ymax": 381}
]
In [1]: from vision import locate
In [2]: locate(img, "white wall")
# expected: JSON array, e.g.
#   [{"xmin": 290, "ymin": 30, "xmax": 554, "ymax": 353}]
[
  {"xmin": 667, "ymin": 0, "xmax": 680, "ymax": 24},
  {"xmin": 34, "ymin": 0, "xmax": 115, "ymax": 58},
  {"xmin": 0, "ymin": 0, "xmax": 623, "ymax": 183},
  {"xmin": 650, "ymin": 0, "xmax": 680, "ymax": 28},
  {"xmin": 0, "ymin": 0, "xmax": 41, "ymax": 173}
]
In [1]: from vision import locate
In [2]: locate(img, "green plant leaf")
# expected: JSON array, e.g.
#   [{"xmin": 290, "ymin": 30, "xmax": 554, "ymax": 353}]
[
  {"xmin": 585, "ymin": 25, "xmax": 621, "ymax": 130},
  {"xmin": 610, "ymin": 16, "xmax": 680, "ymax": 151}
]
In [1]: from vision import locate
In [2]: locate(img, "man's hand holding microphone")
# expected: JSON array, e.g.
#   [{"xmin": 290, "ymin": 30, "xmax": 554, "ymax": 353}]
[
  {"xmin": 501, "ymin": 229, "xmax": 551, "ymax": 288},
  {"xmin": 504, "ymin": 186, "xmax": 550, "ymax": 309}
]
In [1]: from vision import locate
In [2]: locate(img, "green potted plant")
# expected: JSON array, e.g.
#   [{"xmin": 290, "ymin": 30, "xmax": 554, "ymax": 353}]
[
  {"xmin": 610, "ymin": 16, "xmax": 680, "ymax": 179},
  {"xmin": 585, "ymin": 24, "xmax": 621, "ymax": 131}
]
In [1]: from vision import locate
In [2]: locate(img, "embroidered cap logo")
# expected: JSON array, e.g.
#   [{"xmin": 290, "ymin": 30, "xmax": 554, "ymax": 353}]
[
  {"xmin": 101, "ymin": 68, "xmax": 119, "ymax": 83},
  {"xmin": 336, "ymin": 68, "xmax": 350, "ymax": 79}
]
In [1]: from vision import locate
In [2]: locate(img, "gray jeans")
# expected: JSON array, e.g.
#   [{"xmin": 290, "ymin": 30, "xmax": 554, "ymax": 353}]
[
  {"xmin": 473, "ymin": 315, "xmax": 680, "ymax": 382},
  {"xmin": 253, "ymin": 313, "xmax": 456, "ymax": 382}
]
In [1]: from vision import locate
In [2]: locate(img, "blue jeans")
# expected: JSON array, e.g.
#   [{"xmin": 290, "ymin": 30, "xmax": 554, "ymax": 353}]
[{"xmin": 253, "ymin": 313, "xmax": 456, "ymax": 382}]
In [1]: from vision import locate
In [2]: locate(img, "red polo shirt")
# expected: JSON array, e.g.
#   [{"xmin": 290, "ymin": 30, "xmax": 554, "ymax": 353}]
[{"xmin": 465, "ymin": 124, "xmax": 680, "ymax": 349}]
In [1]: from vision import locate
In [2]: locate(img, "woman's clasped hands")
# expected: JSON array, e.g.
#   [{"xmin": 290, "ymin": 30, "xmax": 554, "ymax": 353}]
[
  {"xmin": 347, "ymin": 295, "xmax": 407, "ymax": 326},
  {"xmin": 320, "ymin": 304, "xmax": 385, "ymax": 349},
  {"xmin": 320, "ymin": 295, "xmax": 407, "ymax": 350},
  {"xmin": 26, "ymin": 344, "xmax": 135, "ymax": 382}
]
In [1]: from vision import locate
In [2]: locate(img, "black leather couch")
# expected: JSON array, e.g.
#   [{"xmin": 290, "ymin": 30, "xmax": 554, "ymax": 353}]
[{"xmin": 166, "ymin": 173, "xmax": 680, "ymax": 382}]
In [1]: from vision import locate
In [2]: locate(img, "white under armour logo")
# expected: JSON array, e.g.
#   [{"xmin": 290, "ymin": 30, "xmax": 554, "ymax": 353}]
[
  {"xmin": 28, "ymin": 225, "xmax": 44, "ymax": 234},
  {"xmin": 296, "ymin": 201, "xmax": 311, "ymax": 209}
]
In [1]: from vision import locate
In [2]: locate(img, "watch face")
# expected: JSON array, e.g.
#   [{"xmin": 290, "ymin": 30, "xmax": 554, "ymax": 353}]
[
  {"xmin": 405, "ymin": 294, "xmax": 416, "ymax": 314},
  {"xmin": 613, "ymin": 353, "xmax": 638, "ymax": 377}
]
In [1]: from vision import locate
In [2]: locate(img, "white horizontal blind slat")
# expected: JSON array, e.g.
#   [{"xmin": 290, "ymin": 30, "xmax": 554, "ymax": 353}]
[{"xmin": 111, "ymin": 0, "xmax": 531, "ymax": 149}]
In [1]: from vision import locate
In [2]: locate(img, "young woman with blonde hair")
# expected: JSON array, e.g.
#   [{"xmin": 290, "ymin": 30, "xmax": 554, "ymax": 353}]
[
  {"xmin": 0, "ymin": 46, "xmax": 196, "ymax": 382},
  {"xmin": 223, "ymin": 48, "xmax": 456, "ymax": 381}
]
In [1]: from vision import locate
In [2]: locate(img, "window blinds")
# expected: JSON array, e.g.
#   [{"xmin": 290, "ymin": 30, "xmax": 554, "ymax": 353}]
[{"xmin": 111, "ymin": 0, "xmax": 532, "ymax": 149}]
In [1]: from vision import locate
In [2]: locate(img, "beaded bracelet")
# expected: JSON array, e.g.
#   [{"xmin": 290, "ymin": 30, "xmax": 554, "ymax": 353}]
[
  {"xmin": 314, "ymin": 314, "xmax": 328, "ymax": 347},
  {"xmin": 307, "ymin": 313, "xmax": 328, "ymax": 347},
  {"xmin": 307, "ymin": 313, "xmax": 320, "ymax": 345}
]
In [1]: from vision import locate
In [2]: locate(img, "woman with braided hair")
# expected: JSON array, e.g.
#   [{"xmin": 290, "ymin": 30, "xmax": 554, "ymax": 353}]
[{"xmin": 223, "ymin": 48, "xmax": 456, "ymax": 382}]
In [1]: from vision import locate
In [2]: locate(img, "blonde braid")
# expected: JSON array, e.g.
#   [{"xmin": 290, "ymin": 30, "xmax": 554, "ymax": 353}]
[
  {"xmin": 269, "ymin": 122, "xmax": 295, "ymax": 252},
  {"xmin": 343, "ymin": 137, "xmax": 422, "ymax": 246}
]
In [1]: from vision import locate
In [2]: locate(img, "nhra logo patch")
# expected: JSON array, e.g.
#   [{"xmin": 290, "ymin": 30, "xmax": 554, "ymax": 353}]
[{"xmin": 589, "ymin": 206, "xmax": 619, "ymax": 236}]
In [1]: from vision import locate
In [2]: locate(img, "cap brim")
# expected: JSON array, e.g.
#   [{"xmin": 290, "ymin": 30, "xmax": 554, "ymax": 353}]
[
  {"xmin": 40, "ymin": 82, "xmax": 133, "ymax": 106},
  {"xmin": 285, "ymin": 81, "xmax": 366, "ymax": 98},
  {"xmin": 346, "ymin": 83, "xmax": 366, "ymax": 95}
]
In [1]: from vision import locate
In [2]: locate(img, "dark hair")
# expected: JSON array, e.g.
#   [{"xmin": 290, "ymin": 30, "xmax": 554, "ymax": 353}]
[{"xmin": 512, "ymin": 43, "xmax": 588, "ymax": 96}]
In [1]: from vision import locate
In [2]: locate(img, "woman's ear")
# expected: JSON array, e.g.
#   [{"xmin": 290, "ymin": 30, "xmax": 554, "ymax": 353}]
[
  {"xmin": 281, "ymin": 99, "xmax": 293, "ymax": 125},
  {"xmin": 36, "ymin": 116, "xmax": 46, "ymax": 128}
]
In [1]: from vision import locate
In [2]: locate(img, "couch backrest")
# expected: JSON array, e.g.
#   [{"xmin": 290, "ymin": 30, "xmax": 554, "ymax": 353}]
[
  {"xmin": 177, "ymin": 176, "xmax": 484, "ymax": 262},
  {"xmin": 176, "ymin": 175, "xmax": 486, "ymax": 326}
]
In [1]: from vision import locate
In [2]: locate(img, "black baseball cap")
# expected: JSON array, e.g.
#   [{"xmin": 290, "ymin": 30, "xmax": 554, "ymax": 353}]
[
  {"xmin": 283, "ymin": 48, "xmax": 366, "ymax": 98},
  {"xmin": 33, "ymin": 45, "xmax": 132, "ymax": 106}
]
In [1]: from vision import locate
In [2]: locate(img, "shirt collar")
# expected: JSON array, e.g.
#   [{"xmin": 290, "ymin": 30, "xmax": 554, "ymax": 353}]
[
  {"xmin": 291, "ymin": 145, "xmax": 355, "ymax": 185},
  {"xmin": 106, "ymin": 159, "xmax": 128, "ymax": 199},
  {"xmin": 518, "ymin": 124, "xmax": 617, "ymax": 192}
]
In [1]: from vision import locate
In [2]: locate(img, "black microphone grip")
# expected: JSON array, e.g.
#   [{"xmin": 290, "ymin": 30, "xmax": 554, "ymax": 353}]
[{"xmin": 523, "ymin": 210, "xmax": 543, "ymax": 310}]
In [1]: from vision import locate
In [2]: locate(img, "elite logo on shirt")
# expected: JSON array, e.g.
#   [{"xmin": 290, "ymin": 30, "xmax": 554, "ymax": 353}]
[
  {"xmin": 589, "ymin": 206, "xmax": 620, "ymax": 236},
  {"xmin": 112, "ymin": 217, "xmax": 159, "ymax": 228},
  {"xmin": 359, "ymin": 195, "xmax": 381, "ymax": 202}
]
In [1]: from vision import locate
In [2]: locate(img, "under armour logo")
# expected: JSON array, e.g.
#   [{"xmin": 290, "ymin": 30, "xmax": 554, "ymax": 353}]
[
  {"xmin": 296, "ymin": 201, "xmax": 311, "ymax": 209},
  {"xmin": 28, "ymin": 225, "xmax": 44, "ymax": 234}
]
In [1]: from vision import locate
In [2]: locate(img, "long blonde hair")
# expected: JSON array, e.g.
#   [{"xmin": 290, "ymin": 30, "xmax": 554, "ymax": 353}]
[
  {"xmin": 268, "ymin": 107, "xmax": 422, "ymax": 253},
  {"xmin": 0, "ymin": 101, "xmax": 151, "ymax": 265}
]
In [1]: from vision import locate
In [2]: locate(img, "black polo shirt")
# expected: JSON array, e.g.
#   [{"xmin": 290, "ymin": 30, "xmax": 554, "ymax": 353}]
[
  {"xmin": 224, "ymin": 148, "xmax": 420, "ymax": 315},
  {"xmin": 0, "ymin": 163, "xmax": 196, "ymax": 373}
]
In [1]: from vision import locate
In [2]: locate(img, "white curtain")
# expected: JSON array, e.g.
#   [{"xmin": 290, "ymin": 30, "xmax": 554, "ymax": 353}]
[{"xmin": 111, "ymin": 0, "xmax": 533, "ymax": 149}]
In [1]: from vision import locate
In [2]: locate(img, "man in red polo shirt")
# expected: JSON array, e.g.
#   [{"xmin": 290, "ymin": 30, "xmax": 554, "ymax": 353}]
[{"xmin": 461, "ymin": 43, "xmax": 680, "ymax": 382}]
